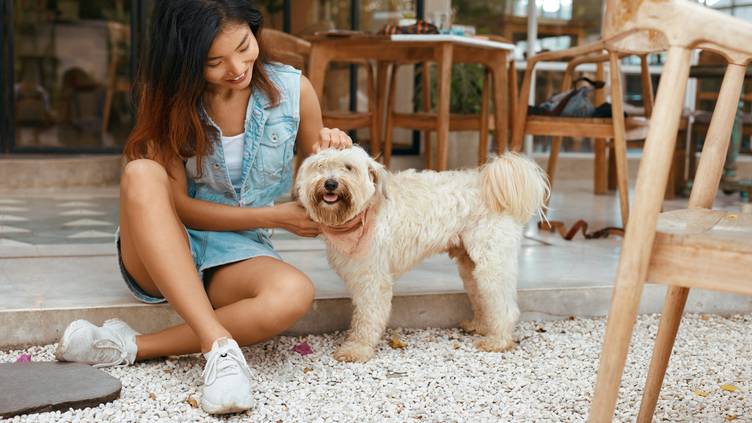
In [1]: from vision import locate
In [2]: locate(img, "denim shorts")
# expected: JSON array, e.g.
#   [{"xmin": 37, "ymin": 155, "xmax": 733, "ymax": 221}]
[{"xmin": 115, "ymin": 226, "xmax": 281, "ymax": 304}]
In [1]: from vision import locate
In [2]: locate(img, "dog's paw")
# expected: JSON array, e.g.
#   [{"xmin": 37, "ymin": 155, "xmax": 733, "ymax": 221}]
[
  {"xmin": 333, "ymin": 342, "xmax": 374, "ymax": 363},
  {"xmin": 474, "ymin": 336, "xmax": 516, "ymax": 353},
  {"xmin": 459, "ymin": 319, "xmax": 488, "ymax": 335}
]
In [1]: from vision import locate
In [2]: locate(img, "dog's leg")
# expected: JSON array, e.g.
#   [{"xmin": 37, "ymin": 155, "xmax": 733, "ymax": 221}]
[
  {"xmin": 463, "ymin": 220, "xmax": 522, "ymax": 352},
  {"xmin": 334, "ymin": 271, "xmax": 393, "ymax": 363},
  {"xmin": 451, "ymin": 248, "xmax": 488, "ymax": 336}
]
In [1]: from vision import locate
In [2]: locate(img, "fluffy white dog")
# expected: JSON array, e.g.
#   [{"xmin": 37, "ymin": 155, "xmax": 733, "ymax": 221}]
[{"xmin": 296, "ymin": 146, "xmax": 548, "ymax": 363}]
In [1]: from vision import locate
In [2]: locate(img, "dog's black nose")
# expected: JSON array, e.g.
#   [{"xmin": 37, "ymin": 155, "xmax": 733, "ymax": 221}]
[{"xmin": 324, "ymin": 179, "xmax": 338, "ymax": 191}]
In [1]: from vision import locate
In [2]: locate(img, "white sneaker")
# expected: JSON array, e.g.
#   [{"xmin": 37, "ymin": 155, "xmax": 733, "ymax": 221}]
[
  {"xmin": 200, "ymin": 338, "xmax": 253, "ymax": 414},
  {"xmin": 54, "ymin": 318, "xmax": 139, "ymax": 368}
]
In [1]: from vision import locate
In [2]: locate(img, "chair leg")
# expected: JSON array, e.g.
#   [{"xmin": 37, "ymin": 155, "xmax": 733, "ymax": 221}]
[
  {"xmin": 383, "ymin": 63, "xmax": 399, "ymax": 169},
  {"xmin": 588, "ymin": 46, "xmax": 692, "ymax": 423},
  {"xmin": 594, "ymin": 138, "xmax": 608, "ymax": 194},
  {"xmin": 424, "ymin": 133, "xmax": 433, "ymax": 170},
  {"xmin": 545, "ymin": 136, "xmax": 562, "ymax": 210},
  {"xmin": 588, "ymin": 269, "xmax": 649, "ymax": 423},
  {"xmin": 609, "ymin": 52, "xmax": 630, "ymax": 227},
  {"xmin": 637, "ymin": 286, "xmax": 689, "ymax": 423},
  {"xmin": 607, "ymin": 142, "xmax": 618, "ymax": 191},
  {"xmin": 593, "ymin": 63, "xmax": 609, "ymax": 195}
]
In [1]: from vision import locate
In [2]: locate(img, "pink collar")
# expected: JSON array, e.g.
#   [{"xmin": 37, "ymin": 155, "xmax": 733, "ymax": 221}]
[{"xmin": 320, "ymin": 201, "xmax": 378, "ymax": 257}]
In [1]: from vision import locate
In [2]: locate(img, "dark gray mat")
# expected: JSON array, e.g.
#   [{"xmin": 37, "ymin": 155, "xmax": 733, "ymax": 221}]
[{"xmin": 0, "ymin": 362, "xmax": 121, "ymax": 418}]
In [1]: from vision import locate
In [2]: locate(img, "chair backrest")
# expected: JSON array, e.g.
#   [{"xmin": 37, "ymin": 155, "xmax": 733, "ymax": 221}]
[
  {"xmin": 602, "ymin": 0, "xmax": 752, "ymax": 63},
  {"xmin": 261, "ymin": 28, "xmax": 311, "ymax": 73},
  {"xmin": 601, "ymin": 0, "xmax": 670, "ymax": 54}
]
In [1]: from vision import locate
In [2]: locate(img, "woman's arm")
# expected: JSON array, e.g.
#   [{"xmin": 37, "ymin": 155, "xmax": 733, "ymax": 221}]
[
  {"xmin": 167, "ymin": 158, "xmax": 319, "ymax": 236},
  {"xmin": 297, "ymin": 75, "xmax": 352, "ymax": 157}
]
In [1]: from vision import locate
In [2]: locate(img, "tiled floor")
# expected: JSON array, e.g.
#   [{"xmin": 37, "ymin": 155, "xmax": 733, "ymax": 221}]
[{"xmin": 0, "ymin": 187, "xmax": 119, "ymax": 246}]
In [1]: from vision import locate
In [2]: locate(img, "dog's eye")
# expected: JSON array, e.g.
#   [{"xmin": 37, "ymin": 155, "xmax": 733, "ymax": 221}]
[{"xmin": 345, "ymin": 164, "xmax": 353, "ymax": 171}]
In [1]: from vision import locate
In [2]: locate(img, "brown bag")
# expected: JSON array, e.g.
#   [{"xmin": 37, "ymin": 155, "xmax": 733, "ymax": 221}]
[{"xmin": 379, "ymin": 20, "xmax": 439, "ymax": 35}]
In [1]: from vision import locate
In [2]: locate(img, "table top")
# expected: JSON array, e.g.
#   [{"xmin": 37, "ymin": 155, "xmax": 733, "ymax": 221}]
[
  {"xmin": 307, "ymin": 33, "xmax": 515, "ymax": 51},
  {"xmin": 389, "ymin": 34, "xmax": 516, "ymax": 50}
]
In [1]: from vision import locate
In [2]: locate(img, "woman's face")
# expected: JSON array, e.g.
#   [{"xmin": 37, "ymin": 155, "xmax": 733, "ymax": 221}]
[{"xmin": 204, "ymin": 22, "xmax": 258, "ymax": 91}]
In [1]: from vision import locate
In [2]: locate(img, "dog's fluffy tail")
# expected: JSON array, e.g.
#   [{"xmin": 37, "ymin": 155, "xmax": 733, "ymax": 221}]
[{"xmin": 480, "ymin": 152, "xmax": 550, "ymax": 223}]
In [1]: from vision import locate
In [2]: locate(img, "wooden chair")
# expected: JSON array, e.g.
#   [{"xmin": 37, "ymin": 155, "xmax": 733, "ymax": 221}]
[
  {"xmin": 587, "ymin": 1, "xmax": 752, "ymax": 421},
  {"xmin": 262, "ymin": 28, "xmax": 312, "ymax": 73},
  {"xmin": 512, "ymin": 41, "xmax": 657, "ymax": 227},
  {"xmin": 686, "ymin": 51, "xmax": 752, "ymax": 183},
  {"xmin": 262, "ymin": 29, "xmax": 380, "ymax": 153}
]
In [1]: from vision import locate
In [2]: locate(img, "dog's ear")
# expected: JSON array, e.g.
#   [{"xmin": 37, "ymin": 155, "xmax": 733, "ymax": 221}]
[
  {"xmin": 291, "ymin": 160, "xmax": 305, "ymax": 203},
  {"xmin": 368, "ymin": 157, "xmax": 389, "ymax": 200}
]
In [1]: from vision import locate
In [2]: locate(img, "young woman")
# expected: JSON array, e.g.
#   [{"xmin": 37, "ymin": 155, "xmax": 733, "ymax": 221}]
[{"xmin": 54, "ymin": 0, "xmax": 352, "ymax": 415}]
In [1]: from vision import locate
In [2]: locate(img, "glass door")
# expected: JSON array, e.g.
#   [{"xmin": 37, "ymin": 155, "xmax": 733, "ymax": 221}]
[{"xmin": 7, "ymin": 0, "xmax": 134, "ymax": 153}]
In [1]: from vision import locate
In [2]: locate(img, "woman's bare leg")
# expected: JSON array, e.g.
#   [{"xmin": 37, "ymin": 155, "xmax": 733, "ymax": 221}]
[
  {"xmin": 134, "ymin": 257, "xmax": 315, "ymax": 360},
  {"xmin": 119, "ymin": 159, "xmax": 230, "ymax": 352}
]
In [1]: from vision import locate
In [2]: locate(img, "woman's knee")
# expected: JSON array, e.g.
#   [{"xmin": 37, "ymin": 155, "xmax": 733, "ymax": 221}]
[
  {"xmin": 264, "ymin": 274, "xmax": 315, "ymax": 326},
  {"xmin": 121, "ymin": 159, "xmax": 170, "ymax": 204}
]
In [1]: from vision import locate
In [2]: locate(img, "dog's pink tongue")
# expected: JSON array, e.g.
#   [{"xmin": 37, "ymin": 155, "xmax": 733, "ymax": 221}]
[{"xmin": 324, "ymin": 193, "xmax": 339, "ymax": 202}]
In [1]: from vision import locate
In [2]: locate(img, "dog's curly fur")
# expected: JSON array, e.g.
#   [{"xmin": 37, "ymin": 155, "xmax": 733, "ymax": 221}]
[{"xmin": 296, "ymin": 146, "xmax": 549, "ymax": 362}]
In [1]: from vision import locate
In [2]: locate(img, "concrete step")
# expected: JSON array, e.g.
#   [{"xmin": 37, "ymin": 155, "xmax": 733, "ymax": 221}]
[
  {"xmin": 2, "ymin": 237, "xmax": 751, "ymax": 349},
  {"xmin": 0, "ymin": 155, "xmax": 122, "ymax": 189},
  {"xmin": 4, "ymin": 281, "xmax": 751, "ymax": 350}
]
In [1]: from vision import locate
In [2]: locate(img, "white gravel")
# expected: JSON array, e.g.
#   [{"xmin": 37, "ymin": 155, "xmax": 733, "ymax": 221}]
[{"xmin": 1, "ymin": 314, "xmax": 750, "ymax": 423}]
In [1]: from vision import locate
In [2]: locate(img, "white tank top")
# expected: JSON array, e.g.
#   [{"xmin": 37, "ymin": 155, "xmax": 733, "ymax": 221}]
[{"xmin": 221, "ymin": 133, "xmax": 245, "ymax": 190}]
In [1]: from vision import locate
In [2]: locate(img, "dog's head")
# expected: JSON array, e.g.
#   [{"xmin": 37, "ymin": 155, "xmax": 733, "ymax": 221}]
[{"xmin": 295, "ymin": 146, "xmax": 387, "ymax": 226}]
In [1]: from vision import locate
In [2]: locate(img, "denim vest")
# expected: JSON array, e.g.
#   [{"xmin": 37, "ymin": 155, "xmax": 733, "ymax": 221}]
[{"xmin": 183, "ymin": 62, "xmax": 301, "ymax": 272}]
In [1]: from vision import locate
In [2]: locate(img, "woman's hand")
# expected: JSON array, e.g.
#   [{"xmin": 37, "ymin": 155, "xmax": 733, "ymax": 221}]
[
  {"xmin": 313, "ymin": 127, "xmax": 352, "ymax": 153},
  {"xmin": 269, "ymin": 202, "xmax": 321, "ymax": 237}
]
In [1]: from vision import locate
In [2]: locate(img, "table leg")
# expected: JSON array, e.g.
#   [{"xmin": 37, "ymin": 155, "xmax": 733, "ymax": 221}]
[
  {"xmin": 436, "ymin": 43, "xmax": 453, "ymax": 171},
  {"xmin": 422, "ymin": 62, "xmax": 433, "ymax": 170},
  {"xmin": 373, "ymin": 60, "xmax": 391, "ymax": 160},
  {"xmin": 491, "ymin": 53, "xmax": 509, "ymax": 154},
  {"xmin": 479, "ymin": 69, "xmax": 491, "ymax": 165}
]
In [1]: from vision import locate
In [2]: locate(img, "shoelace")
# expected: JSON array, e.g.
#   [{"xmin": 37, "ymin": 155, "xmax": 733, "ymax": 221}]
[
  {"xmin": 202, "ymin": 346, "xmax": 251, "ymax": 386},
  {"xmin": 91, "ymin": 338, "xmax": 128, "ymax": 368}
]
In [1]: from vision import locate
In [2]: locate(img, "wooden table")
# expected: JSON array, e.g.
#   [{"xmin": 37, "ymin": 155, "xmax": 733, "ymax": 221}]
[
  {"xmin": 501, "ymin": 16, "xmax": 587, "ymax": 46},
  {"xmin": 307, "ymin": 34, "xmax": 515, "ymax": 170}
]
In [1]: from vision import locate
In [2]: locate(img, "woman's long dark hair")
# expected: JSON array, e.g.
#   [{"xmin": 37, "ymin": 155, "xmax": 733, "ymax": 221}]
[{"xmin": 124, "ymin": 0, "xmax": 280, "ymax": 175}]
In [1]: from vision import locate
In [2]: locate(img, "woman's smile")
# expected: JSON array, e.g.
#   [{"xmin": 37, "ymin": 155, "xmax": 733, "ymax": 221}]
[{"xmin": 225, "ymin": 69, "xmax": 249, "ymax": 84}]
